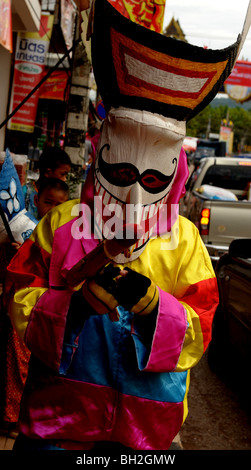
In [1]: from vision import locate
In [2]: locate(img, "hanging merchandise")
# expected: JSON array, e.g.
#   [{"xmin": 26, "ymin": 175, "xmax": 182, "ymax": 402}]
[
  {"xmin": 0, "ymin": 0, "xmax": 12, "ymax": 52},
  {"xmin": 0, "ymin": 149, "xmax": 37, "ymax": 244},
  {"xmin": 60, "ymin": 0, "xmax": 77, "ymax": 50}
]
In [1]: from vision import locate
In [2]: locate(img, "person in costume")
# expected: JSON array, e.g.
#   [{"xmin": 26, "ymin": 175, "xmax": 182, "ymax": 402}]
[{"xmin": 5, "ymin": 0, "xmax": 250, "ymax": 451}]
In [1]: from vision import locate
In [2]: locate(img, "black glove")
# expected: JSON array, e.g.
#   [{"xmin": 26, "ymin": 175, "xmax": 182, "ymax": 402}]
[{"xmin": 95, "ymin": 264, "xmax": 159, "ymax": 315}]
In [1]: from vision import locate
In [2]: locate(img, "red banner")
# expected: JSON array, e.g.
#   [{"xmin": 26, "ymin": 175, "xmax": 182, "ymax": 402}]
[
  {"xmin": 39, "ymin": 70, "xmax": 69, "ymax": 101},
  {"xmin": 108, "ymin": 0, "xmax": 166, "ymax": 33},
  {"xmin": 225, "ymin": 60, "xmax": 251, "ymax": 87}
]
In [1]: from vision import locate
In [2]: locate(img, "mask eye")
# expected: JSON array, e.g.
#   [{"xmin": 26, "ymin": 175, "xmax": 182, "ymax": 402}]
[
  {"xmin": 140, "ymin": 159, "xmax": 177, "ymax": 194},
  {"xmin": 141, "ymin": 173, "xmax": 165, "ymax": 189},
  {"xmin": 98, "ymin": 144, "xmax": 138, "ymax": 186},
  {"xmin": 111, "ymin": 167, "xmax": 137, "ymax": 184}
]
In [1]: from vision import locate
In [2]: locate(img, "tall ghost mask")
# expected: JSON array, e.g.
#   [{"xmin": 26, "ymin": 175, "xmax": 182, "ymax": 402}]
[{"xmin": 86, "ymin": 0, "xmax": 250, "ymax": 263}]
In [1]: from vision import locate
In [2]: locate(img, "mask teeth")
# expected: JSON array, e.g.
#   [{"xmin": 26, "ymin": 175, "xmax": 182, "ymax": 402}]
[
  {"xmin": 94, "ymin": 177, "xmax": 169, "ymax": 245},
  {"xmin": 95, "ymin": 179, "xmax": 101, "ymax": 194},
  {"xmin": 103, "ymin": 191, "xmax": 112, "ymax": 206}
]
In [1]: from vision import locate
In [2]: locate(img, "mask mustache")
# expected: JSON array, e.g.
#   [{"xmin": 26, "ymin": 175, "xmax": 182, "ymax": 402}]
[{"xmin": 97, "ymin": 143, "xmax": 177, "ymax": 194}]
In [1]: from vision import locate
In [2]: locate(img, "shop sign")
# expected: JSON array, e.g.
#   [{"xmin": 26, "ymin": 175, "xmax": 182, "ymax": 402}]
[
  {"xmin": 8, "ymin": 13, "xmax": 54, "ymax": 133},
  {"xmin": 225, "ymin": 60, "xmax": 251, "ymax": 87},
  {"xmin": 224, "ymin": 60, "xmax": 251, "ymax": 103},
  {"xmin": 219, "ymin": 126, "xmax": 234, "ymax": 154}
]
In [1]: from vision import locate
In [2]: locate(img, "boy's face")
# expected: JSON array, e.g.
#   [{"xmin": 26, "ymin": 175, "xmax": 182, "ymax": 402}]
[
  {"xmin": 46, "ymin": 164, "xmax": 71, "ymax": 182},
  {"xmin": 35, "ymin": 187, "xmax": 68, "ymax": 219}
]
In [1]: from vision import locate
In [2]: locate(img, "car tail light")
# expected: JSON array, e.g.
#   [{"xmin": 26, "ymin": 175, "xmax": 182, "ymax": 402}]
[{"xmin": 200, "ymin": 208, "xmax": 210, "ymax": 235}]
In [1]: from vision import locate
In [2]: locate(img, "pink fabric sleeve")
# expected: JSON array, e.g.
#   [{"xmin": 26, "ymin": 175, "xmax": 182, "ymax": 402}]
[
  {"xmin": 131, "ymin": 287, "xmax": 187, "ymax": 372},
  {"xmin": 25, "ymin": 289, "xmax": 73, "ymax": 371}
]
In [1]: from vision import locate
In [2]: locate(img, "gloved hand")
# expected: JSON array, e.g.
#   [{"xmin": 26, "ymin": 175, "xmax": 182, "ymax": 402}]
[
  {"xmin": 82, "ymin": 264, "xmax": 159, "ymax": 318},
  {"xmin": 108, "ymin": 265, "xmax": 159, "ymax": 315},
  {"xmin": 81, "ymin": 266, "xmax": 120, "ymax": 321}
]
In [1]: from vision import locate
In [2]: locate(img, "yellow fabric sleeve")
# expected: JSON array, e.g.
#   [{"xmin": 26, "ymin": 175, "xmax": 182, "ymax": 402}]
[{"xmin": 9, "ymin": 287, "xmax": 48, "ymax": 341}]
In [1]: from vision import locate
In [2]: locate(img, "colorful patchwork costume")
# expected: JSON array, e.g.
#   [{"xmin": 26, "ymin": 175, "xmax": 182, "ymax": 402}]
[{"xmin": 5, "ymin": 0, "xmax": 250, "ymax": 451}]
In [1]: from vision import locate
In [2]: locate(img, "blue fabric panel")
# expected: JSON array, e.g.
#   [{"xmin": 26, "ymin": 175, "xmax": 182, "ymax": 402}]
[{"xmin": 62, "ymin": 307, "xmax": 187, "ymax": 403}]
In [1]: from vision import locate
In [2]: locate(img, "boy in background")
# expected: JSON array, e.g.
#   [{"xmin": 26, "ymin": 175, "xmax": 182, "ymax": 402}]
[
  {"xmin": 12, "ymin": 178, "xmax": 69, "ymax": 249},
  {"xmin": 34, "ymin": 178, "xmax": 69, "ymax": 220},
  {"xmin": 24, "ymin": 148, "xmax": 71, "ymax": 220}
]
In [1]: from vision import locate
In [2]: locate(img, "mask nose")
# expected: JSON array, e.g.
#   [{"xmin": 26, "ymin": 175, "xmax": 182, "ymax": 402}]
[
  {"xmin": 125, "ymin": 183, "xmax": 143, "ymax": 225},
  {"xmin": 126, "ymin": 182, "xmax": 143, "ymax": 204}
]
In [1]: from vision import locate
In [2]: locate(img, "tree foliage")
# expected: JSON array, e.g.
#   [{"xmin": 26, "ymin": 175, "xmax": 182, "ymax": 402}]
[{"xmin": 186, "ymin": 104, "xmax": 251, "ymax": 152}]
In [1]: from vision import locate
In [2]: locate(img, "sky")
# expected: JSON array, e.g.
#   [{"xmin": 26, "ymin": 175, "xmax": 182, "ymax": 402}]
[{"xmin": 163, "ymin": 0, "xmax": 251, "ymax": 61}]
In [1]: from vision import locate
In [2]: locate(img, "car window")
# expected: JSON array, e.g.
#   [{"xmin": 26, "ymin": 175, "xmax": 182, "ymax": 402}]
[
  {"xmin": 202, "ymin": 164, "xmax": 251, "ymax": 191},
  {"xmin": 195, "ymin": 147, "xmax": 215, "ymax": 157},
  {"xmin": 186, "ymin": 159, "xmax": 207, "ymax": 190}
]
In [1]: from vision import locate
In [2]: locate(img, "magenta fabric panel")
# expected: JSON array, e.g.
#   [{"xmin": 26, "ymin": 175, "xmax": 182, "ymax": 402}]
[
  {"xmin": 19, "ymin": 379, "xmax": 117, "ymax": 442},
  {"xmin": 132, "ymin": 287, "xmax": 187, "ymax": 372},
  {"xmin": 25, "ymin": 289, "xmax": 73, "ymax": 371},
  {"xmin": 49, "ymin": 218, "xmax": 80, "ymax": 287},
  {"xmin": 112, "ymin": 392, "xmax": 184, "ymax": 450},
  {"xmin": 58, "ymin": 217, "xmax": 99, "ymax": 278},
  {"xmin": 19, "ymin": 377, "xmax": 183, "ymax": 450}
]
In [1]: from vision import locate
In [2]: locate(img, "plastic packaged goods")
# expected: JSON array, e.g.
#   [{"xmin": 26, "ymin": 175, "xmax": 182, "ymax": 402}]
[{"xmin": 0, "ymin": 152, "xmax": 28, "ymax": 186}]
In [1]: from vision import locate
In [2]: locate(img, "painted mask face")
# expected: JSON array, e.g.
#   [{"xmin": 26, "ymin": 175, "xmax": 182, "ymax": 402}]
[{"xmin": 94, "ymin": 107, "xmax": 185, "ymax": 263}]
